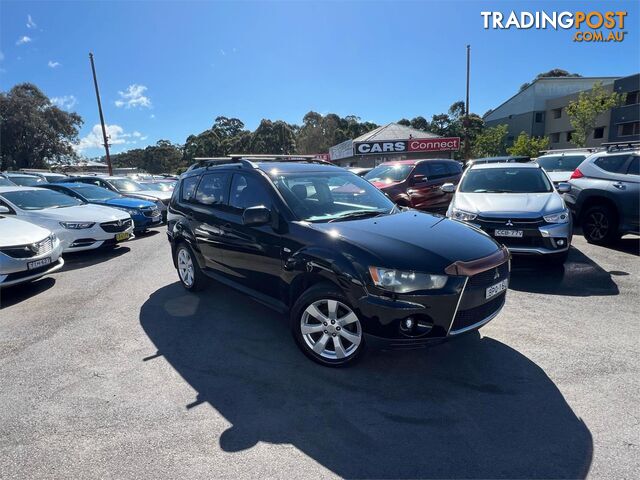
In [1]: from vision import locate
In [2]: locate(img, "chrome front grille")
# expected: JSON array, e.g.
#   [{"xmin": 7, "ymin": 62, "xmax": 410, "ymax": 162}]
[
  {"xmin": 36, "ymin": 236, "xmax": 53, "ymax": 255},
  {"xmin": 0, "ymin": 236, "xmax": 53, "ymax": 259},
  {"xmin": 100, "ymin": 219, "xmax": 133, "ymax": 233}
]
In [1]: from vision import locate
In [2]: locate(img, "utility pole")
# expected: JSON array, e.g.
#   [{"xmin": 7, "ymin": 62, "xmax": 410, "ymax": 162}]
[
  {"xmin": 89, "ymin": 52, "xmax": 113, "ymax": 175},
  {"xmin": 464, "ymin": 44, "xmax": 471, "ymax": 161}
]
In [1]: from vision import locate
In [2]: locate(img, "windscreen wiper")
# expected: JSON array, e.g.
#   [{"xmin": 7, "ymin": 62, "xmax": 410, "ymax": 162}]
[{"xmin": 328, "ymin": 210, "xmax": 388, "ymax": 222}]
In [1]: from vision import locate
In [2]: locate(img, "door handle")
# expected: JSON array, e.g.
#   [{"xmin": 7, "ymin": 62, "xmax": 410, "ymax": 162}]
[{"xmin": 613, "ymin": 182, "xmax": 626, "ymax": 190}]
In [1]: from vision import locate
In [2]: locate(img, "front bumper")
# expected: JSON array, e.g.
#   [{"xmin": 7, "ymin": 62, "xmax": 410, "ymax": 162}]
[
  {"xmin": 132, "ymin": 213, "xmax": 163, "ymax": 231},
  {"xmin": 354, "ymin": 248, "xmax": 510, "ymax": 349},
  {"xmin": 57, "ymin": 223, "xmax": 134, "ymax": 252},
  {"xmin": 0, "ymin": 257, "xmax": 64, "ymax": 288}
]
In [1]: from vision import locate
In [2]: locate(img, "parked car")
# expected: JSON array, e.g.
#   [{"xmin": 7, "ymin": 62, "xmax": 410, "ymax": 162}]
[
  {"xmin": 444, "ymin": 162, "xmax": 572, "ymax": 264},
  {"xmin": 138, "ymin": 180, "xmax": 176, "ymax": 192},
  {"xmin": 363, "ymin": 159, "xmax": 462, "ymax": 213},
  {"xmin": 2, "ymin": 173, "xmax": 46, "ymax": 187},
  {"xmin": 0, "ymin": 187, "xmax": 134, "ymax": 252},
  {"xmin": 465, "ymin": 156, "xmax": 530, "ymax": 169},
  {"xmin": 0, "ymin": 174, "xmax": 16, "ymax": 186},
  {"xmin": 535, "ymin": 150, "xmax": 593, "ymax": 186},
  {"xmin": 42, "ymin": 183, "xmax": 162, "ymax": 232},
  {"xmin": 167, "ymin": 159, "xmax": 510, "ymax": 367},
  {"xmin": 63, "ymin": 176, "xmax": 171, "ymax": 221},
  {"xmin": 20, "ymin": 171, "xmax": 68, "ymax": 183},
  {"xmin": 347, "ymin": 167, "xmax": 373, "ymax": 177},
  {"xmin": 564, "ymin": 143, "xmax": 639, "ymax": 245},
  {"xmin": 0, "ymin": 216, "xmax": 64, "ymax": 288}
]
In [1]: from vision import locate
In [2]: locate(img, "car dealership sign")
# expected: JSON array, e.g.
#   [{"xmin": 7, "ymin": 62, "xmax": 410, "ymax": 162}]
[{"xmin": 354, "ymin": 137, "xmax": 460, "ymax": 155}]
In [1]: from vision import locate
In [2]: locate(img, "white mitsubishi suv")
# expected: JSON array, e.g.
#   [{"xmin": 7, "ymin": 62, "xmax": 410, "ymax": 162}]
[{"xmin": 0, "ymin": 187, "xmax": 134, "ymax": 252}]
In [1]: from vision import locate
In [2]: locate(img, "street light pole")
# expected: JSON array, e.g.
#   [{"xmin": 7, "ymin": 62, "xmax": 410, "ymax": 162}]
[
  {"xmin": 464, "ymin": 44, "xmax": 471, "ymax": 161},
  {"xmin": 89, "ymin": 52, "xmax": 113, "ymax": 175}
]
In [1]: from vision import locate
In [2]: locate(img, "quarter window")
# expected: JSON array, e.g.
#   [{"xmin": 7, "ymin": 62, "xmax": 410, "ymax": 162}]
[
  {"xmin": 181, "ymin": 176, "xmax": 200, "ymax": 202},
  {"xmin": 229, "ymin": 174, "xmax": 273, "ymax": 211},
  {"xmin": 194, "ymin": 173, "xmax": 229, "ymax": 205},
  {"xmin": 594, "ymin": 155, "xmax": 630, "ymax": 173}
]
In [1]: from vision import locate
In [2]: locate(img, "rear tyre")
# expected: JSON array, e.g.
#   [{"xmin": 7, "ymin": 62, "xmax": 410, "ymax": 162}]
[
  {"xmin": 290, "ymin": 283, "xmax": 365, "ymax": 367},
  {"xmin": 582, "ymin": 205, "xmax": 620, "ymax": 245},
  {"xmin": 175, "ymin": 243, "xmax": 206, "ymax": 291}
]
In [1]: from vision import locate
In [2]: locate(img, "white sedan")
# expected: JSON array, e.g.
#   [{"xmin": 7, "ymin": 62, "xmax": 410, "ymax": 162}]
[
  {"xmin": 0, "ymin": 216, "xmax": 64, "ymax": 288},
  {"xmin": 0, "ymin": 187, "xmax": 134, "ymax": 252}
]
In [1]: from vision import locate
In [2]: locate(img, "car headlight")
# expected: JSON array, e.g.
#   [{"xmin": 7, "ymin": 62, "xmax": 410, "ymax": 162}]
[
  {"xmin": 369, "ymin": 266, "xmax": 448, "ymax": 293},
  {"xmin": 543, "ymin": 210, "xmax": 570, "ymax": 224},
  {"xmin": 450, "ymin": 208, "xmax": 477, "ymax": 221},
  {"xmin": 59, "ymin": 221, "xmax": 95, "ymax": 229},
  {"xmin": 115, "ymin": 207, "xmax": 138, "ymax": 216}
]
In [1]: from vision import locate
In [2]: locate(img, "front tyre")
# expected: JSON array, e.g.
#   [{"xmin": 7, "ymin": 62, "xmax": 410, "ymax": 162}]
[
  {"xmin": 175, "ymin": 243, "xmax": 205, "ymax": 291},
  {"xmin": 291, "ymin": 283, "xmax": 365, "ymax": 367}
]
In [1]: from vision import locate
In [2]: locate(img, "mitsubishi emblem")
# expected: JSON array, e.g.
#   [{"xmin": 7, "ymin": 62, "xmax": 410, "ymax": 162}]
[
  {"xmin": 505, "ymin": 219, "xmax": 514, "ymax": 227},
  {"xmin": 494, "ymin": 268, "xmax": 500, "ymax": 280}
]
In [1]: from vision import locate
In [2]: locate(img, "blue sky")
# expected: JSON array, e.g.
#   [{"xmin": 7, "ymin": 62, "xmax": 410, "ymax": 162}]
[{"xmin": 1, "ymin": 0, "xmax": 638, "ymax": 157}]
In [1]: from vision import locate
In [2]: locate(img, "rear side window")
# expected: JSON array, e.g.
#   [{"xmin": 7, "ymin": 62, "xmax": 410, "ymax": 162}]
[
  {"xmin": 194, "ymin": 173, "xmax": 229, "ymax": 205},
  {"xmin": 594, "ymin": 155, "xmax": 630, "ymax": 173},
  {"xmin": 627, "ymin": 156, "xmax": 639, "ymax": 176},
  {"xmin": 181, "ymin": 176, "xmax": 200, "ymax": 202},
  {"xmin": 229, "ymin": 174, "xmax": 273, "ymax": 211}
]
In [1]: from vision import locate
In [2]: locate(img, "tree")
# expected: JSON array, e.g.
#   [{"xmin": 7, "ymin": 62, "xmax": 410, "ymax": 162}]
[
  {"xmin": 566, "ymin": 82, "xmax": 625, "ymax": 147},
  {"xmin": 409, "ymin": 116, "xmax": 429, "ymax": 131},
  {"xmin": 0, "ymin": 83, "xmax": 83, "ymax": 170},
  {"xmin": 397, "ymin": 118, "xmax": 411, "ymax": 127},
  {"xmin": 249, "ymin": 119, "xmax": 296, "ymax": 154},
  {"xmin": 507, "ymin": 132, "xmax": 549, "ymax": 158},
  {"xmin": 472, "ymin": 124, "xmax": 508, "ymax": 158},
  {"xmin": 520, "ymin": 69, "xmax": 582, "ymax": 91},
  {"xmin": 111, "ymin": 140, "xmax": 184, "ymax": 173}
]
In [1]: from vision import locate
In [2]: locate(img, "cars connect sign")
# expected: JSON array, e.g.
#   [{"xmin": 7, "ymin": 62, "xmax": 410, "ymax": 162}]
[{"xmin": 354, "ymin": 137, "xmax": 460, "ymax": 155}]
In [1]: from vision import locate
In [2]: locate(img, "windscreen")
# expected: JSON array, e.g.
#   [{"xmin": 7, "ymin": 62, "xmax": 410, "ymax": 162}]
[
  {"xmin": 8, "ymin": 176, "xmax": 45, "ymax": 187},
  {"xmin": 536, "ymin": 155, "xmax": 586, "ymax": 172},
  {"xmin": 459, "ymin": 167, "xmax": 553, "ymax": 193},
  {"xmin": 110, "ymin": 178, "xmax": 143, "ymax": 192},
  {"xmin": 69, "ymin": 184, "xmax": 121, "ymax": 201},
  {"xmin": 1, "ymin": 189, "xmax": 83, "ymax": 210}
]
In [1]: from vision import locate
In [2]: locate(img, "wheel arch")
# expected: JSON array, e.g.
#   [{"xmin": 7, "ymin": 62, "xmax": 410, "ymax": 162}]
[{"xmin": 579, "ymin": 194, "xmax": 620, "ymax": 225}]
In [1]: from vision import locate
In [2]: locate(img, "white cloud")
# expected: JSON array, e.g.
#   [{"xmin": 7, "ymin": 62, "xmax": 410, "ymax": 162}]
[
  {"xmin": 16, "ymin": 36, "xmax": 32, "ymax": 46},
  {"xmin": 149, "ymin": 113, "xmax": 156, "ymax": 119},
  {"xmin": 76, "ymin": 124, "xmax": 146, "ymax": 153},
  {"xmin": 48, "ymin": 60, "xmax": 61, "ymax": 68},
  {"xmin": 220, "ymin": 49, "xmax": 226, "ymax": 56},
  {"xmin": 51, "ymin": 95, "xmax": 77, "ymax": 110},
  {"xmin": 115, "ymin": 84, "xmax": 152, "ymax": 109},
  {"xmin": 27, "ymin": 15, "xmax": 37, "ymax": 29}
]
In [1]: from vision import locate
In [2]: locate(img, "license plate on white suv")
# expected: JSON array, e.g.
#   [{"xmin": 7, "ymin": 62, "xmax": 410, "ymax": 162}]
[
  {"xmin": 28, "ymin": 257, "xmax": 51, "ymax": 270},
  {"xmin": 486, "ymin": 279, "xmax": 508, "ymax": 299},
  {"xmin": 495, "ymin": 229, "xmax": 523, "ymax": 238}
]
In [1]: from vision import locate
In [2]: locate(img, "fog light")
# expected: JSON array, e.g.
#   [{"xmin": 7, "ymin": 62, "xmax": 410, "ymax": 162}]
[
  {"xmin": 404, "ymin": 318, "xmax": 414, "ymax": 329},
  {"xmin": 557, "ymin": 239, "xmax": 565, "ymax": 246}
]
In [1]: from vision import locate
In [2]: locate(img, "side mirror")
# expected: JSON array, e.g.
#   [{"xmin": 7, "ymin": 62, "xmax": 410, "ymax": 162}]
[
  {"xmin": 0, "ymin": 205, "xmax": 10, "ymax": 214},
  {"xmin": 411, "ymin": 174, "xmax": 426, "ymax": 185},
  {"xmin": 441, "ymin": 183, "xmax": 456, "ymax": 193},
  {"xmin": 243, "ymin": 205, "xmax": 271, "ymax": 226},
  {"xmin": 556, "ymin": 182, "xmax": 571, "ymax": 194}
]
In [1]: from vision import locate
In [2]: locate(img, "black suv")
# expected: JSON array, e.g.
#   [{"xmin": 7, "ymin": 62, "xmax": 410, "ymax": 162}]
[{"xmin": 167, "ymin": 158, "xmax": 510, "ymax": 366}]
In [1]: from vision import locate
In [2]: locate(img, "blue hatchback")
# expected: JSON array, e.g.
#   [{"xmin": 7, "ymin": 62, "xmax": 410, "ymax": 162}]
[{"xmin": 43, "ymin": 182, "xmax": 162, "ymax": 232}]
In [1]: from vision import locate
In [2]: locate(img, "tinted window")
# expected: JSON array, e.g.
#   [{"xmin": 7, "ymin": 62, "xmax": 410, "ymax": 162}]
[
  {"xmin": 428, "ymin": 163, "xmax": 450, "ymax": 180},
  {"xmin": 181, "ymin": 176, "xmax": 200, "ymax": 202},
  {"xmin": 627, "ymin": 156, "xmax": 639, "ymax": 176},
  {"xmin": 364, "ymin": 164, "xmax": 413, "ymax": 183},
  {"xmin": 537, "ymin": 155, "xmax": 586, "ymax": 172},
  {"xmin": 194, "ymin": 173, "xmax": 229, "ymax": 206},
  {"xmin": 460, "ymin": 167, "xmax": 552, "ymax": 193},
  {"xmin": 595, "ymin": 155, "xmax": 630, "ymax": 173},
  {"xmin": 8, "ymin": 176, "xmax": 44, "ymax": 187},
  {"xmin": 446, "ymin": 162, "xmax": 462, "ymax": 176},
  {"xmin": 1, "ymin": 189, "xmax": 83, "ymax": 210},
  {"xmin": 110, "ymin": 178, "xmax": 143, "ymax": 192},
  {"xmin": 67, "ymin": 184, "xmax": 121, "ymax": 201},
  {"xmin": 0, "ymin": 177, "xmax": 14, "ymax": 186},
  {"xmin": 229, "ymin": 174, "xmax": 273, "ymax": 210},
  {"xmin": 412, "ymin": 163, "xmax": 430, "ymax": 177}
]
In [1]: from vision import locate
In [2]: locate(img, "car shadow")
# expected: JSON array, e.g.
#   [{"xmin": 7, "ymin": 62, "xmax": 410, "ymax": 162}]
[
  {"xmin": 0, "ymin": 277, "xmax": 56, "ymax": 309},
  {"xmin": 140, "ymin": 282, "xmax": 593, "ymax": 479},
  {"xmin": 509, "ymin": 247, "xmax": 619, "ymax": 297},
  {"xmin": 60, "ymin": 246, "xmax": 131, "ymax": 272},
  {"xmin": 607, "ymin": 236, "xmax": 640, "ymax": 256}
]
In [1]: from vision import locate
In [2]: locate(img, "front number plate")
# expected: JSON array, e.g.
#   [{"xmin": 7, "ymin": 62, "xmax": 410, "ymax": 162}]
[
  {"xmin": 28, "ymin": 257, "xmax": 51, "ymax": 270},
  {"xmin": 495, "ymin": 229, "xmax": 523, "ymax": 238},
  {"xmin": 486, "ymin": 279, "xmax": 508, "ymax": 299},
  {"xmin": 115, "ymin": 232, "xmax": 130, "ymax": 242}
]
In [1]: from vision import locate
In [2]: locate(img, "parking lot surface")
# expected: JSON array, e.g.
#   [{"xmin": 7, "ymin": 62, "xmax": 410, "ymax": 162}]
[{"xmin": 1, "ymin": 229, "xmax": 638, "ymax": 479}]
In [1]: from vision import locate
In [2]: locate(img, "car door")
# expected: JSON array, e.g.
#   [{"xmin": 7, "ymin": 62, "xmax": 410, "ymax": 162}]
[
  {"xmin": 620, "ymin": 155, "xmax": 640, "ymax": 231},
  {"xmin": 411, "ymin": 162, "xmax": 452, "ymax": 212},
  {"xmin": 212, "ymin": 171, "xmax": 284, "ymax": 301},
  {"xmin": 183, "ymin": 172, "xmax": 233, "ymax": 274},
  {"xmin": 406, "ymin": 162, "xmax": 436, "ymax": 210},
  {"xmin": 593, "ymin": 154, "xmax": 638, "ymax": 226}
]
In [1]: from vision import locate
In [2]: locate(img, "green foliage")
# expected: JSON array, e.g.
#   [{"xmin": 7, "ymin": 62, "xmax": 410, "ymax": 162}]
[
  {"xmin": 473, "ymin": 124, "xmax": 508, "ymax": 158},
  {"xmin": 111, "ymin": 140, "xmax": 184, "ymax": 174},
  {"xmin": 0, "ymin": 83, "xmax": 83, "ymax": 170},
  {"xmin": 296, "ymin": 112, "xmax": 379, "ymax": 154},
  {"xmin": 566, "ymin": 82, "xmax": 625, "ymax": 147},
  {"xmin": 519, "ymin": 69, "xmax": 582, "ymax": 91},
  {"xmin": 507, "ymin": 132, "xmax": 549, "ymax": 158},
  {"xmin": 249, "ymin": 119, "xmax": 296, "ymax": 154}
]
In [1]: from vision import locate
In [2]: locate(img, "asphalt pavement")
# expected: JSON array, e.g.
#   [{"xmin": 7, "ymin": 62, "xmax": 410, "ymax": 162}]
[{"xmin": 0, "ymin": 228, "xmax": 638, "ymax": 479}]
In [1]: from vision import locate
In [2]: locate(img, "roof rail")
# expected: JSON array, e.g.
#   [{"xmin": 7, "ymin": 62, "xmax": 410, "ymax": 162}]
[
  {"xmin": 601, "ymin": 140, "xmax": 640, "ymax": 152},
  {"xmin": 540, "ymin": 147, "xmax": 602, "ymax": 154},
  {"xmin": 228, "ymin": 154, "xmax": 333, "ymax": 165},
  {"xmin": 188, "ymin": 157, "xmax": 254, "ymax": 171}
]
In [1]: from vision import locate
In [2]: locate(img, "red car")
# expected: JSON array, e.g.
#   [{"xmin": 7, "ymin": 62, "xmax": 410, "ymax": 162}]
[{"xmin": 363, "ymin": 159, "xmax": 462, "ymax": 213}]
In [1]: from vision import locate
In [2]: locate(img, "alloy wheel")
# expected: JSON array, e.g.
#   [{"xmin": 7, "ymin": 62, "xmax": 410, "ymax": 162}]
[
  {"xmin": 301, "ymin": 299, "xmax": 362, "ymax": 360},
  {"xmin": 585, "ymin": 211, "xmax": 609, "ymax": 241},
  {"xmin": 177, "ymin": 248, "xmax": 195, "ymax": 287}
]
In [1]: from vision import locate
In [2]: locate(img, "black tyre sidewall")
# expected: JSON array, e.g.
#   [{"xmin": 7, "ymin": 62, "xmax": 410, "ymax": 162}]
[
  {"xmin": 583, "ymin": 205, "xmax": 619, "ymax": 245},
  {"xmin": 174, "ymin": 243, "xmax": 205, "ymax": 291},
  {"xmin": 290, "ymin": 283, "xmax": 365, "ymax": 367}
]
